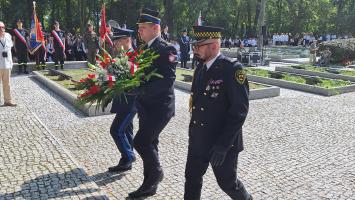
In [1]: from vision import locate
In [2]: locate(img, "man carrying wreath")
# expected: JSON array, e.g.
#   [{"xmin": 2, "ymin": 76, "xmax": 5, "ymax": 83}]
[{"xmin": 127, "ymin": 7, "xmax": 177, "ymax": 199}]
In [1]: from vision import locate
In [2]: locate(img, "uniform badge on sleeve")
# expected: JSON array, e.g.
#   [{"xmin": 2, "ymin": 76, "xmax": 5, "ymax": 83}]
[{"xmin": 235, "ymin": 69, "xmax": 246, "ymax": 85}]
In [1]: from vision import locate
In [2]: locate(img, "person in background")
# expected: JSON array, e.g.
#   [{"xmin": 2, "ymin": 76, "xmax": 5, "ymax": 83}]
[
  {"xmin": 309, "ymin": 40, "xmax": 318, "ymax": 65},
  {"xmin": 12, "ymin": 19, "xmax": 29, "ymax": 74},
  {"xmin": 51, "ymin": 21, "xmax": 66, "ymax": 70},
  {"xmin": 161, "ymin": 25, "xmax": 170, "ymax": 42},
  {"xmin": 83, "ymin": 23, "xmax": 99, "ymax": 65},
  {"xmin": 178, "ymin": 28, "xmax": 190, "ymax": 69},
  {"xmin": 0, "ymin": 21, "xmax": 17, "ymax": 106},
  {"xmin": 46, "ymin": 36, "xmax": 54, "ymax": 62}
]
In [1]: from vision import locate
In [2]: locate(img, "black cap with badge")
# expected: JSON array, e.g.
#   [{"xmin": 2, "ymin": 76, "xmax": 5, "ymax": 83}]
[
  {"xmin": 137, "ymin": 8, "xmax": 161, "ymax": 25},
  {"xmin": 191, "ymin": 25, "xmax": 224, "ymax": 44},
  {"xmin": 111, "ymin": 27, "xmax": 134, "ymax": 41}
]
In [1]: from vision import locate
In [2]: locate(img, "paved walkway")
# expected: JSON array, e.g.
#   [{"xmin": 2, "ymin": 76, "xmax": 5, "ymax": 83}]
[{"xmin": 1, "ymin": 74, "xmax": 355, "ymax": 199}]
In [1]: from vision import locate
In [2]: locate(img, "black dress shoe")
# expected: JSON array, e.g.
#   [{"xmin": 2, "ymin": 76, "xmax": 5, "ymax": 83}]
[
  {"xmin": 108, "ymin": 157, "xmax": 136, "ymax": 172},
  {"xmin": 128, "ymin": 171, "xmax": 164, "ymax": 198},
  {"xmin": 108, "ymin": 163, "xmax": 132, "ymax": 172}
]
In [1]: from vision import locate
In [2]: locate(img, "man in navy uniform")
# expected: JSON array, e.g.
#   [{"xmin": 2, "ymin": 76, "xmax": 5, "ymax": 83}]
[
  {"xmin": 127, "ymin": 7, "xmax": 177, "ymax": 198},
  {"xmin": 108, "ymin": 27, "xmax": 137, "ymax": 173},
  {"xmin": 51, "ymin": 21, "xmax": 65, "ymax": 70},
  {"xmin": 12, "ymin": 19, "xmax": 29, "ymax": 74},
  {"xmin": 178, "ymin": 28, "xmax": 190, "ymax": 68},
  {"xmin": 184, "ymin": 25, "xmax": 252, "ymax": 200}
]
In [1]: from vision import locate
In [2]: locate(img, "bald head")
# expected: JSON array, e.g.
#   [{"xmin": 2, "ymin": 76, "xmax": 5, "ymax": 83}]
[{"xmin": 0, "ymin": 21, "xmax": 5, "ymax": 36}]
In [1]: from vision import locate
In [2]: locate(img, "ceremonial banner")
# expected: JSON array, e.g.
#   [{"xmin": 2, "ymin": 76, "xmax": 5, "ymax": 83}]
[{"xmin": 29, "ymin": 1, "xmax": 45, "ymax": 54}]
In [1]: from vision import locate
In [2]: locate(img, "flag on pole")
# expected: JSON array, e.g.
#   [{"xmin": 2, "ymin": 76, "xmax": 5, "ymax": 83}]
[
  {"xmin": 99, "ymin": 4, "xmax": 107, "ymax": 40},
  {"xmin": 29, "ymin": 1, "xmax": 45, "ymax": 54},
  {"xmin": 99, "ymin": 4, "xmax": 113, "ymax": 47},
  {"xmin": 196, "ymin": 11, "xmax": 203, "ymax": 26},
  {"xmin": 105, "ymin": 32, "xmax": 113, "ymax": 46}
]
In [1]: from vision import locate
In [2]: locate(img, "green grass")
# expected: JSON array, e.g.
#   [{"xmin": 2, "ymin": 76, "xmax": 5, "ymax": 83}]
[
  {"xmin": 39, "ymin": 70, "xmax": 89, "ymax": 95},
  {"xmin": 58, "ymin": 69, "xmax": 93, "ymax": 81},
  {"xmin": 245, "ymin": 68, "xmax": 353, "ymax": 88},
  {"xmin": 293, "ymin": 64, "xmax": 355, "ymax": 77},
  {"xmin": 41, "ymin": 68, "xmax": 270, "ymax": 93},
  {"xmin": 282, "ymin": 74, "xmax": 307, "ymax": 84},
  {"xmin": 339, "ymin": 70, "xmax": 355, "ymax": 76},
  {"xmin": 316, "ymin": 79, "xmax": 352, "ymax": 88}
]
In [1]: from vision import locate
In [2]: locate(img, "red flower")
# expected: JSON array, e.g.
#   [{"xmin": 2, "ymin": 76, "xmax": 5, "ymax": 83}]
[
  {"xmin": 111, "ymin": 59, "xmax": 116, "ymax": 63},
  {"xmin": 88, "ymin": 74, "xmax": 96, "ymax": 79},
  {"xmin": 129, "ymin": 56, "xmax": 135, "ymax": 62},
  {"xmin": 126, "ymin": 51, "xmax": 133, "ymax": 57},
  {"xmin": 89, "ymin": 85, "xmax": 101, "ymax": 94},
  {"xmin": 108, "ymin": 81, "xmax": 115, "ymax": 88},
  {"xmin": 100, "ymin": 61, "xmax": 107, "ymax": 68},
  {"xmin": 79, "ymin": 78, "xmax": 85, "ymax": 83}
]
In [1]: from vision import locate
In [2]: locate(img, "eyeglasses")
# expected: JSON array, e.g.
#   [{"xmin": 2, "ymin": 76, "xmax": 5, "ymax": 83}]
[
  {"xmin": 0, "ymin": 26, "xmax": 5, "ymax": 29},
  {"xmin": 192, "ymin": 42, "xmax": 214, "ymax": 50}
]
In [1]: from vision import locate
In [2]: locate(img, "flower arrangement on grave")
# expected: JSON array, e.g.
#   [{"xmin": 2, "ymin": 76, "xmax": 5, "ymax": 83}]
[{"xmin": 76, "ymin": 48, "xmax": 161, "ymax": 110}]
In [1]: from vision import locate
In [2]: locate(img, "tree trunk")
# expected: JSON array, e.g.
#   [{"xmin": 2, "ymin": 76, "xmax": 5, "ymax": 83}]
[
  {"xmin": 276, "ymin": 0, "xmax": 283, "ymax": 33},
  {"xmin": 163, "ymin": 0, "xmax": 174, "ymax": 35},
  {"xmin": 235, "ymin": 9, "xmax": 240, "ymax": 37},
  {"xmin": 65, "ymin": 0, "xmax": 73, "ymax": 32},
  {"xmin": 254, "ymin": 0, "xmax": 261, "ymax": 37},
  {"xmin": 247, "ymin": 0, "xmax": 252, "ymax": 37},
  {"xmin": 257, "ymin": 0, "xmax": 267, "ymax": 50}
]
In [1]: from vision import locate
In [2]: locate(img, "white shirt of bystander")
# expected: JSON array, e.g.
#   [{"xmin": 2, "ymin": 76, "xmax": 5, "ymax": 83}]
[{"xmin": 0, "ymin": 32, "xmax": 13, "ymax": 69}]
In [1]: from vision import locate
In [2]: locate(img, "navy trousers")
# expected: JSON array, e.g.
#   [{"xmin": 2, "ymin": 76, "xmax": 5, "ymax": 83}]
[
  {"xmin": 184, "ymin": 146, "xmax": 251, "ymax": 200},
  {"xmin": 133, "ymin": 111, "xmax": 172, "ymax": 184},
  {"xmin": 110, "ymin": 111, "xmax": 136, "ymax": 162}
]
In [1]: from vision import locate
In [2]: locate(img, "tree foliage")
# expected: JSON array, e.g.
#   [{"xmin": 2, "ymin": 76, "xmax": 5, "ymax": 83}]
[{"xmin": 0, "ymin": 0, "xmax": 354, "ymax": 38}]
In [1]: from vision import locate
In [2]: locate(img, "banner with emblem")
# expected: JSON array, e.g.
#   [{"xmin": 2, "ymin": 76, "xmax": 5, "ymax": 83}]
[{"xmin": 29, "ymin": 1, "xmax": 45, "ymax": 54}]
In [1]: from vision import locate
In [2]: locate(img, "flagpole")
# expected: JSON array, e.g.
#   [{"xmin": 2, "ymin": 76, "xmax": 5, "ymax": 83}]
[{"xmin": 33, "ymin": 1, "xmax": 36, "ymax": 14}]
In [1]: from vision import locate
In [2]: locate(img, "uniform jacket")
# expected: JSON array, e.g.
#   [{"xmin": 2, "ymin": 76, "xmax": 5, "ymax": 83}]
[
  {"xmin": 51, "ymin": 30, "xmax": 65, "ymax": 51},
  {"xmin": 83, "ymin": 31, "xmax": 99, "ymax": 51},
  {"xmin": 178, "ymin": 35, "xmax": 190, "ymax": 54},
  {"xmin": 12, "ymin": 28, "xmax": 28, "ymax": 51},
  {"xmin": 136, "ymin": 36, "xmax": 177, "ymax": 118},
  {"xmin": 189, "ymin": 54, "xmax": 249, "ymax": 156},
  {"xmin": 110, "ymin": 95, "xmax": 137, "ymax": 115}
]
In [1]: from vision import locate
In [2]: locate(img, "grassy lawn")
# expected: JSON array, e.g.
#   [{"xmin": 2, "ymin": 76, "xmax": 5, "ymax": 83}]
[
  {"xmin": 40, "ymin": 68, "xmax": 267, "ymax": 94},
  {"xmin": 245, "ymin": 68, "xmax": 352, "ymax": 88},
  {"xmin": 39, "ymin": 70, "xmax": 90, "ymax": 95},
  {"xmin": 291, "ymin": 64, "xmax": 355, "ymax": 77}
]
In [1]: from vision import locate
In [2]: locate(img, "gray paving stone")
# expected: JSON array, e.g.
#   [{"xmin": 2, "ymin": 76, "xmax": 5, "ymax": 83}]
[{"xmin": 1, "ymin": 75, "xmax": 355, "ymax": 199}]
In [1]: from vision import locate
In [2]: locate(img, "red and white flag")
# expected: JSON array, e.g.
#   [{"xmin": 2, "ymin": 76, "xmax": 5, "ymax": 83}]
[{"xmin": 196, "ymin": 11, "xmax": 203, "ymax": 26}]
